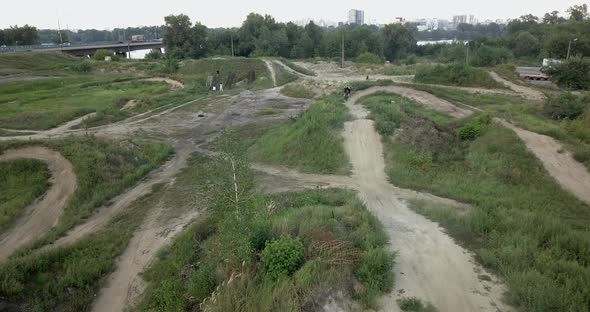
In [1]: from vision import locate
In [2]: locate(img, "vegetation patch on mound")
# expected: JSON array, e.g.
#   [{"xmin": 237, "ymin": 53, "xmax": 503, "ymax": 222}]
[
  {"xmin": 0, "ymin": 136, "xmax": 172, "ymax": 246},
  {"xmin": 138, "ymin": 149, "xmax": 392, "ymax": 311},
  {"xmin": 280, "ymin": 83, "xmax": 315, "ymax": 99},
  {"xmin": 249, "ymin": 95, "xmax": 351, "ymax": 175},
  {"xmin": 278, "ymin": 58, "xmax": 316, "ymax": 76},
  {"xmin": 415, "ymin": 64, "xmax": 505, "ymax": 89},
  {"xmin": 0, "ymin": 159, "xmax": 49, "ymax": 228}
]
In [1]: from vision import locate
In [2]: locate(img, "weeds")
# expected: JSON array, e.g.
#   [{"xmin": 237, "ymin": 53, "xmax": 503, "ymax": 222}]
[
  {"xmin": 249, "ymin": 95, "xmax": 351, "ymax": 175},
  {"xmin": 0, "ymin": 159, "xmax": 49, "ymax": 228},
  {"xmin": 415, "ymin": 64, "xmax": 505, "ymax": 89},
  {"xmin": 280, "ymin": 83, "xmax": 315, "ymax": 99}
]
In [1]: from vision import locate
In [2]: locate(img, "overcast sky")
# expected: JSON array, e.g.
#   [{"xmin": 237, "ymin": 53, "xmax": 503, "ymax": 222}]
[{"xmin": 2, "ymin": 0, "xmax": 585, "ymax": 30}]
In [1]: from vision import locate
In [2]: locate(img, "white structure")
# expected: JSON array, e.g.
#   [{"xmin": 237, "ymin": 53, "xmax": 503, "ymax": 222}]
[
  {"xmin": 348, "ymin": 9, "xmax": 365, "ymax": 25},
  {"xmin": 453, "ymin": 15, "xmax": 468, "ymax": 26}
]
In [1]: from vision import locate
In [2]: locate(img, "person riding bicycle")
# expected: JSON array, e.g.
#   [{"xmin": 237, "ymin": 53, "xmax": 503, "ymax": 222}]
[{"xmin": 343, "ymin": 86, "xmax": 352, "ymax": 98}]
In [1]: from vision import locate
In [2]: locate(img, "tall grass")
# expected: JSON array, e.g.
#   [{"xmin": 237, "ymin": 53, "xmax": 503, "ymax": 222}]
[
  {"xmin": 138, "ymin": 151, "xmax": 392, "ymax": 311},
  {"xmin": 0, "ymin": 159, "xmax": 49, "ymax": 228},
  {"xmin": 0, "ymin": 52, "xmax": 77, "ymax": 75},
  {"xmin": 362, "ymin": 93, "xmax": 590, "ymax": 312},
  {"xmin": 280, "ymin": 83, "xmax": 315, "ymax": 99},
  {"xmin": 0, "ymin": 77, "xmax": 171, "ymax": 130},
  {"xmin": 0, "ymin": 136, "xmax": 173, "ymax": 247},
  {"xmin": 0, "ymin": 184, "xmax": 161, "ymax": 311},
  {"xmin": 249, "ymin": 95, "xmax": 351, "ymax": 175},
  {"xmin": 415, "ymin": 64, "xmax": 505, "ymax": 89}
]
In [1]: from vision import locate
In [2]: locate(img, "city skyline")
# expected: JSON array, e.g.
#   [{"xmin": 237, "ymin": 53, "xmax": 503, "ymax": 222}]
[{"xmin": 1, "ymin": 0, "xmax": 583, "ymax": 30}]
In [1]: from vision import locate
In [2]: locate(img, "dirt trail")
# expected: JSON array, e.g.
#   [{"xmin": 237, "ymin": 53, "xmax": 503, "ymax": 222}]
[
  {"xmin": 142, "ymin": 77, "xmax": 185, "ymax": 90},
  {"xmin": 0, "ymin": 147, "xmax": 76, "ymax": 261},
  {"xmin": 263, "ymin": 59, "xmax": 278, "ymax": 87},
  {"xmin": 51, "ymin": 146, "xmax": 193, "ymax": 248},
  {"xmin": 499, "ymin": 120, "xmax": 590, "ymax": 204},
  {"xmin": 342, "ymin": 91, "xmax": 510, "ymax": 312},
  {"xmin": 489, "ymin": 71, "xmax": 545, "ymax": 101},
  {"xmin": 91, "ymin": 206, "xmax": 199, "ymax": 312}
]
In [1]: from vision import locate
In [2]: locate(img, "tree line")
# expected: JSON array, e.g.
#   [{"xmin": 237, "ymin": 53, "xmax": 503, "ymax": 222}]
[
  {"xmin": 0, "ymin": 25, "xmax": 39, "ymax": 46},
  {"xmin": 162, "ymin": 4, "xmax": 589, "ymax": 63}
]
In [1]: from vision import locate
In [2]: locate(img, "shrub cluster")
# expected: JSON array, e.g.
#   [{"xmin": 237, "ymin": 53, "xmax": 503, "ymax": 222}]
[
  {"xmin": 415, "ymin": 64, "xmax": 503, "ymax": 89},
  {"xmin": 457, "ymin": 114, "xmax": 492, "ymax": 141},
  {"xmin": 546, "ymin": 57, "xmax": 590, "ymax": 90},
  {"xmin": 261, "ymin": 238, "xmax": 305, "ymax": 280},
  {"xmin": 544, "ymin": 93, "xmax": 588, "ymax": 120}
]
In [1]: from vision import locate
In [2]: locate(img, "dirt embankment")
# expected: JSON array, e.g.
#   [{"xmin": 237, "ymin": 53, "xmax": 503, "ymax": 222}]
[{"xmin": 0, "ymin": 147, "xmax": 76, "ymax": 261}]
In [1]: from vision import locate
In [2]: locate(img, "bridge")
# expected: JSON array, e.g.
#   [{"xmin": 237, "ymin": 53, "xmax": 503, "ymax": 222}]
[{"xmin": 1, "ymin": 41, "xmax": 164, "ymax": 57}]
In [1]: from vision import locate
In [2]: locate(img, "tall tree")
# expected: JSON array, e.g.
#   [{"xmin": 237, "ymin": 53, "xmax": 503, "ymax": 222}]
[
  {"xmin": 568, "ymin": 4, "xmax": 589, "ymax": 21},
  {"xmin": 163, "ymin": 14, "xmax": 193, "ymax": 58},
  {"xmin": 543, "ymin": 11, "xmax": 565, "ymax": 24},
  {"xmin": 382, "ymin": 23, "xmax": 416, "ymax": 61}
]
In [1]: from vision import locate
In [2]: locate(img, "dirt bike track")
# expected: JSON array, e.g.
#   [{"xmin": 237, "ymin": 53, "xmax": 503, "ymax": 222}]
[
  {"xmin": 0, "ymin": 146, "xmax": 77, "ymax": 261},
  {"xmin": 2, "ymin": 61, "xmax": 589, "ymax": 311}
]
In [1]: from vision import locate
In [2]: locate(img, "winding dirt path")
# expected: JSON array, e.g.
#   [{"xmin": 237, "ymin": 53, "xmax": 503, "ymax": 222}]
[
  {"xmin": 91, "ymin": 206, "xmax": 199, "ymax": 312},
  {"xmin": 342, "ymin": 88, "xmax": 510, "ymax": 311},
  {"xmin": 499, "ymin": 120, "xmax": 590, "ymax": 204},
  {"xmin": 263, "ymin": 59, "xmax": 278, "ymax": 87},
  {"xmin": 0, "ymin": 147, "xmax": 76, "ymax": 261},
  {"xmin": 51, "ymin": 145, "xmax": 193, "ymax": 248},
  {"xmin": 489, "ymin": 71, "xmax": 546, "ymax": 101}
]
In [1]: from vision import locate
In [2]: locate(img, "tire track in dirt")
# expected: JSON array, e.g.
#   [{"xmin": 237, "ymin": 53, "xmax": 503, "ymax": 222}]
[
  {"xmin": 343, "ymin": 87, "xmax": 510, "ymax": 312},
  {"xmin": 0, "ymin": 147, "xmax": 76, "ymax": 261}
]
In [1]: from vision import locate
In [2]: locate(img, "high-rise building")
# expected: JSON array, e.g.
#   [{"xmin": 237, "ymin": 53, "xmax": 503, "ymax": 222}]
[
  {"xmin": 453, "ymin": 15, "xmax": 468, "ymax": 26},
  {"xmin": 348, "ymin": 9, "xmax": 365, "ymax": 25}
]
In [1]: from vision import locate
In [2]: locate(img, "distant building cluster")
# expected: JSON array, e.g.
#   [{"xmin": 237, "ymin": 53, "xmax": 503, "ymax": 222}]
[{"xmin": 290, "ymin": 9, "xmax": 509, "ymax": 30}]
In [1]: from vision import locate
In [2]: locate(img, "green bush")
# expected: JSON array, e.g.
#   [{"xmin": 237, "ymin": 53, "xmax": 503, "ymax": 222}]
[
  {"xmin": 355, "ymin": 52, "xmax": 384, "ymax": 64},
  {"xmin": 145, "ymin": 50, "xmax": 163, "ymax": 60},
  {"xmin": 261, "ymin": 238, "xmax": 304, "ymax": 280},
  {"xmin": 415, "ymin": 64, "xmax": 504, "ymax": 89},
  {"xmin": 93, "ymin": 49, "xmax": 115, "ymax": 61},
  {"xmin": 544, "ymin": 93, "xmax": 588, "ymax": 120},
  {"xmin": 546, "ymin": 57, "xmax": 590, "ymax": 90},
  {"xmin": 470, "ymin": 45, "xmax": 513, "ymax": 67},
  {"xmin": 70, "ymin": 60, "xmax": 93, "ymax": 73},
  {"xmin": 457, "ymin": 114, "xmax": 492, "ymax": 141}
]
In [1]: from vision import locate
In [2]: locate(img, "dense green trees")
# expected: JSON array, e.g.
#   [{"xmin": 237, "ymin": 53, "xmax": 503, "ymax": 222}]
[{"xmin": 0, "ymin": 25, "xmax": 39, "ymax": 45}]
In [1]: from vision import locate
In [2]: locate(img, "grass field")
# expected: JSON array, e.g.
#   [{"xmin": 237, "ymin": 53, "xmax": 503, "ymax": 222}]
[
  {"xmin": 0, "ymin": 77, "xmax": 172, "ymax": 130},
  {"xmin": 249, "ymin": 95, "xmax": 351, "ymax": 175},
  {"xmin": 0, "ymin": 52, "xmax": 79, "ymax": 76},
  {"xmin": 0, "ymin": 159, "xmax": 49, "ymax": 229},
  {"xmin": 415, "ymin": 64, "xmax": 505, "ymax": 89},
  {"xmin": 0, "ymin": 136, "xmax": 172, "ymax": 247},
  {"xmin": 361, "ymin": 93, "xmax": 590, "ymax": 312},
  {"xmin": 138, "ymin": 152, "xmax": 392, "ymax": 311}
]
